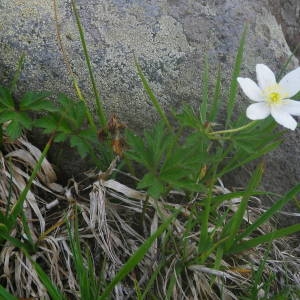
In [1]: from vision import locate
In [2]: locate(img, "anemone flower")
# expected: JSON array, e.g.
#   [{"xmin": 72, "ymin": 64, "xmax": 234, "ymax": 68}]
[{"xmin": 237, "ymin": 64, "xmax": 300, "ymax": 130}]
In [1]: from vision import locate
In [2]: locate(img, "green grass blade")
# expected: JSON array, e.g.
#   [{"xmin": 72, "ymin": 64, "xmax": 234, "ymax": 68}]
[
  {"xmin": 217, "ymin": 139, "xmax": 281, "ymax": 178},
  {"xmin": 7, "ymin": 137, "xmax": 52, "ymax": 231},
  {"xmin": 0, "ymin": 229, "xmax": 28, "ymax": 251},
  {"xmin": 236, "ymin": 183, "xmax": 300, "ymax": 241},
  {"xmin": 99, "ymin": 211, "xmax": 178, "ymax": 300},
  {"xmin": 10, "ymin": 54, "xmax": 25, "ymax": 92},
  {"xmin": 67, "ymin": 208, "xmax": 99, "ymax": 299},
  {"xmin": 208, "ymin": 64, "xmax": 222, "ymax": 122},
  {"xmin": 71, "ymin": 0, "xmax": 107, "ymax": 128},
  {"xmin": 0, "ymin": 285, "xmax": 18, "ymax": 300},
  {"xmin": 223, "ymin": 162, "xmax": 264, "ymax": 251},
  {"xmin": 141, "ymin": 260, "xmax": 165, "ymax": 299},
  {"xmin": 200, "ymin": 56, "xmax": 209, "ymax": 123},
  {"xmin": 210, "ymin": 190, "xmax": 272, "ymax": 210},
  {"xmin": 228, "ymin": 223, "xmax": 300, "ymax": 255},
  {"xmin": 135, "ymin": 59, "xmax": 172, "ymax": 131},
  {"xmin": 225, "ymin": 25, "xmax": 248, "ymax": 128},
  {"xmin": 198, "ymin": 168, "xmax": 217, "ymax": 254},
  {"xmin": 31, "ymin": 260, "xmax": 66, "ymax": 300}
]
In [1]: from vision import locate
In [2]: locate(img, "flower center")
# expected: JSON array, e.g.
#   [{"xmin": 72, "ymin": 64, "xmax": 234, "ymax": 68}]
[
  {"xmin": 268, "ymin": 92, "xmax": 281, "ymax": 104},
  {"xmin": 263, "ymin": 84, "xmax": 287, "ymax": 105}
]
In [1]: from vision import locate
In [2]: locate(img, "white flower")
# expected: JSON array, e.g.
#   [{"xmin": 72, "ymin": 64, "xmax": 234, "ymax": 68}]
[{"xmin": 237, "ymin": 64, "xmax": 300, "ymax": 130}]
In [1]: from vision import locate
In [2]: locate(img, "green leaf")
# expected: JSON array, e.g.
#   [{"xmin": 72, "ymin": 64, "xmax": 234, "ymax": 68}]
[
  {"xmin": 57, "ymin": 94, "xmax": 86, "ymax": 128},
  {"xmin": 0, "ymin": 110, "xmax": 32, "ymax": 138},
  {"xmin": 147, "ymin": 182, "xmax": 165, "ymax": 199},
  {"xmin": 54, "ymin": 132, "xmax": 68, "ymax": 143},
  {"xmin": 70, "ymin": 135, "xmax": 91, "ymax": 158},
  {"xmin": 135, "ymin": 59, "xmax": 172, "ymax": 131},
  {"xmin": 138, "ymin": 173, "xmax": 165, "ymax": 199},
  {"xmin": 218, "ymin": 139, "xmax": 281, "ymax": 178},
  {"xmin": 19, "ymin": 91, "xmax": 53, "ymax": 110},
  {"xmin": 0, "ymin": 85, "xmax": 14, "ymax": 109},
  {"xmin": 0, "ymin": 230, "xmax": 31, "ymax": 252},
  {"xmin": 0, "ymin": 111, "xmax": 17, "ymax": 123},
  {"xmin": 31, "ymin": 260, "xmax": 66, "ymax": 300},
  {"xmin": 236, "ymin": 183, "xmax": 300, "ymax": 241},
  {"xmin": 72, "ymin": 102, "xmax": 86, "ymax": 125},
  {"xmin": 200, "ymin": 56, "xmax": 209, "ymax": 123},
  {"xmin": 79, "ymin": 127, "xmax": 98, "ymax": 143},
  {"xmin": 225, "ymin": 25, "xmax": 247, "ymax": 127},
  {"xmin": 228, "ymin": 223, "xmax": 300, "ymax": 255},
  {"xmin": 125, "ymin": 131, "xmax": 147, "ymax": 164},
  {"xmin": 223, "ymin": 163, "xmax": 264, "ymax": 252},
  {"xmin": 0, "ymin": 285, "xmax": 18, "ymax": 300},
  {"xmin": 35, "ymin": 114, "xmax": 60, "ymax": 133},
  {"xmin": 208, "ymin": 64, "xmax": 222, "ymax": 122},
  {"xmin": 176, "ymin": 106, "xmax": 203, "ymax": 130},
  {"xmin": 15, "ymin": 112, "xmax": 32, "ymax": 129},
  {"xmin": 5, "ymin": 121, "xmax": 22, "ymax": 139},
  {"xmin": 6, "ymin": 139, "xmax": 52, "ymax": 232},
  {"xmin": 125, "ymin": 122, "xmax": 173, "ymax": 170},
  {"xmin": 10, "ymin": 54, "xmax": 26, "ymax": 92}
]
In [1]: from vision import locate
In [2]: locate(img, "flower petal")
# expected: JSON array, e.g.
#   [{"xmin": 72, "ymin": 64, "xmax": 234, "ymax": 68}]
[
  {"xmin": 281, "ymin": 99, "xmax": 300, "ymax": 116},
  {"xmin": 279, "ymin": 67, "xmax": 300, "ymax": 98},
  {"xmin": 256, "ymin": 64, "xmax": 276, "ymax": 89},
  {"xmin": 270, "ymin": 106, "xmax": 298, "ymax": 130},
  {"xmin": 237, "ymin": 77, "xmax": 264, "ymax": 102},
  {"xmin": 246, "ymin": 102, "xmax": 270, "ymax": 120}
]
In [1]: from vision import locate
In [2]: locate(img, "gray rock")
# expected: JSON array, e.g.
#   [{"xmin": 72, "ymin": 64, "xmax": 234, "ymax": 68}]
[
  {"xmin": 0, "ymin": 0, "xmax": 299, "ymax": 219},
  {"xmin": 270, "ymin": 0, "xmax": 300, "ymax": 60}
]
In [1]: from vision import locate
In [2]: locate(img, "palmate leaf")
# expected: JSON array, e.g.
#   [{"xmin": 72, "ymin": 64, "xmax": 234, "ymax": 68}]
[
  {"xmin": 125, "ymin": 131, "xmax": 149, "ymax": 165},
  {"xmin": 5, "ymin": 122, "xmax": 23, "ymax": 140},
  {"xmin": 19, "ymin": 91, "xmax": 56, "ymax": 111},
  {"xmin": 125, "ymin": 122, "xmax": 173, "ymax": 169},
  {"xmin": 0, "ymin": 111, "xmax": 18, "ymax": 123},
  {"xmin": 54, "ymin": 132, "xmax": 68, "ymax": 143},
  {"xmin": 137, "ymin": 173, "xmax": 165, "ymax": 199},
  {"xmin": 143, "ymin": 122, "xmax": 173, "ymax": 167},
  {"xmin": 176, "ymin": 105, "xmax": 204, "ymax": 130},
  {"xmin": 57, "ymin": 94, "xmax": 86, "ymax": 127},
  {"xmin": 70, "ymin": 135, "xmax": 92, "ymax": 158},
  {"xmin": 0, "ymin": 111, "xmax": 33, "ymax": 139},
  {"xmin": 79, "ymin": 128, "xmax": 98, "ymax": 143},
  {"xmin": 0, "ymin": 85, "xmax": 14, "ymax": 109},
  {"xmin": 35, "ymin": 114, "xmax": 61, "ymax": 134},
  {"xmin": 233, "ymin": 121, "xmax": 281, "ymax": 154},
  {"xmin": 161, "ymin": 145, "xmax": 206, "ymax": 176}
]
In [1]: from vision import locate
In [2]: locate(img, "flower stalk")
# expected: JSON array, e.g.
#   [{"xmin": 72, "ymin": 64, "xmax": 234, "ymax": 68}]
[{"xmin": 209, "ymin": 120, "xmax": 258, "ymax": 136}]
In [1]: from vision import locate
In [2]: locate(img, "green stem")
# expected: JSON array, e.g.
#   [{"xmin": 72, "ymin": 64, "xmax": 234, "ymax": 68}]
[
  {"xmin": 209, "ymin": 120, "xmax": 257, "ymax": 136},
  {"xmin": 71, "ymin": 0, "xmax": 107, "ymax": 128},
  {"xmin": 10, "ymin": 54, "xmax": 25, "ymax": 92},
  {"xmin": 73, "ymin": 80, "xmax": 97, "ymax": 131}
]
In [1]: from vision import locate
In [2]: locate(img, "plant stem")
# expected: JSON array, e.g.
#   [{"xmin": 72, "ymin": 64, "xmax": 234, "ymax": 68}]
[
  {"xmin": 209, "ymin": 120, "xmax": 257, "ymax": 136},
  {"xmin": 71, "ymin": 0, "xmax": 107, "ymax": 128},
  {"xmin": 53, "ymin": 0, "xmax": 98, "ymax": 132}
]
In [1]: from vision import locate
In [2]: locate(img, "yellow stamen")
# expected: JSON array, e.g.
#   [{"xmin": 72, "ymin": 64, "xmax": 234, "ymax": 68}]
[
  {"xmin": 268, "ymin": 92, "xmax": 281, "ymax": 104},
  {"xmin": 263, "ymin": 84, "xmax": 287, "ymax": 105}
]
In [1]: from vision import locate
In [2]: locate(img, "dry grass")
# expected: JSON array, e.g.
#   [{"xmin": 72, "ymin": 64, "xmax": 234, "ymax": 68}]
[{"xmin": 0, "ymin": 136, "xmax": 299, "ymax": 299}]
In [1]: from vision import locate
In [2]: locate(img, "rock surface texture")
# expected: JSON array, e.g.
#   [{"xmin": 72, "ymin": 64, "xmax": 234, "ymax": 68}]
[
  {"xmin": 269, "ymin": 0, "xmax": 300, "ymax": 60},
  {"xmin": 0, "ymin": 0, "xmax": 299, "ymax": 217}
]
